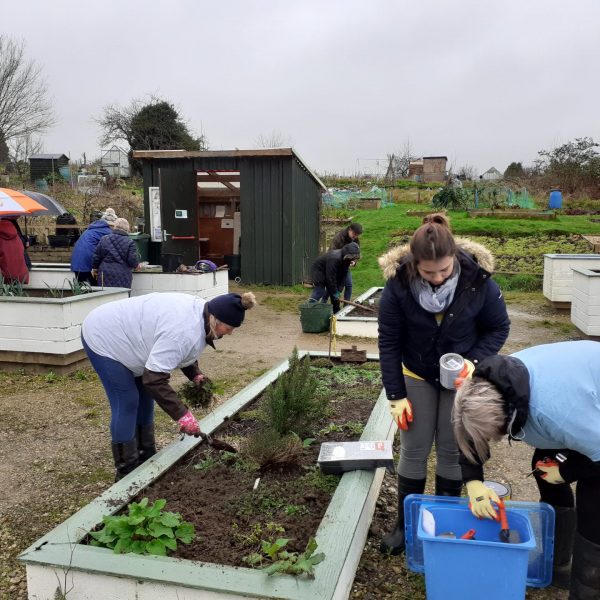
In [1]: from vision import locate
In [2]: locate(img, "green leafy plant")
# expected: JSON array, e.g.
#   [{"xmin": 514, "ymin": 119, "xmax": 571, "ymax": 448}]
[
  {"xmin": 177, "ymin": 376, "xmax": 223, "ymax": 408},
  {"xmin": 66, "ymin": 277, "xmax": 93, "ymax": 295},
  {"xmin": 318, "ymin": 423, "xmax": 344, "ymax": 435},
  {"xmin": 243, "ymin": 537, "xmax": 325, "ymax": 577},
  {"xmin": 283, "ymin": 504, "xmax": 308, "ymax": 517},
  {"xmin": 0, "ymin": 274, "xmax": 27, "ymax": 296},
  {"xmin": 89, "ymin": 498, "xmax": 195, "ymax": 555},
  {"xmin": 262, "ymin": 347, "xmax": 324, "ymax": 437},
  {"xmin": 431, "ymin": 186, "xmax": 468, "ymax": 210},
  {"xmin": 300, "ymin": 466, "xmax": 340, "ymax": 494},
  {"xmin": 44, "ymin": 371, "xmax": 59, "ymax": 384},
  {"xmin": 44, "ymin": 283, "xmax": 64, "ymax": 298},
  {"xmin": 193, "ymin": 456, "xmax": 220, "ymax": 471}
]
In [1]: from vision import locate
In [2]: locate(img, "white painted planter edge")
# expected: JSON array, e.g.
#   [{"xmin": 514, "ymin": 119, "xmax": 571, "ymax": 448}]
[
  {"xmin": 20, "ymin": 350, "xmax": 392, "ymax": 600},
  {"xmin": 0, "ymin": 286, "xmax": 130, "ymax": 304},
  {"xmin": 335, "ymin": 287, "xmax": 381, "ymax": 322}
]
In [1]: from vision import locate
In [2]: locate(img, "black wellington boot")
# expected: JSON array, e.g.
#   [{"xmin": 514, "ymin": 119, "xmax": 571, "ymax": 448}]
[
  {"xmin": 111, "ymin": 439, "xmax": 139, "ymax": 481},
  {"xmin": 379, "ymin": 475, "xmax": 426, "ymax": 555},
  {"xmin": 137, "ymin": 423, "xmax": 157, "ymax": 465},
  {"xmin": 435, "ymin": 474, "xmax": 463, "ymax": 497},
  {"xmin": 569, "ymin": 532, "xmax": 600, "ymax": 600},
  {"xmin": 552, "ymin": 506, "xmax": 577, "ymax": 589}
]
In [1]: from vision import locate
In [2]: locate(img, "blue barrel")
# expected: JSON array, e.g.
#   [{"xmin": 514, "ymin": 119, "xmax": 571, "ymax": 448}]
[
  {"xmin": 59, "ymin": 166, "xmax": 70, "ymax": 180},
  {"xmin": 549, "ymin": 189, "xmax": 563, "ymax": 209},
  {"xmin": 34, "ymin": 178, "xmax": 49, "ymax": 191}
]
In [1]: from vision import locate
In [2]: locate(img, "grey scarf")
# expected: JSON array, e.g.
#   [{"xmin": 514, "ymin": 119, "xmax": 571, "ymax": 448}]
[{"xmin": 410, "ymin": 262, "xmax": 461, "ymax": 314}]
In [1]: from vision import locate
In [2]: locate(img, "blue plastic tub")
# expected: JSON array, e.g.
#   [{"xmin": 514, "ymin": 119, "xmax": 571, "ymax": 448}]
[
  {"xmin": 405, "ymin": 494, "xmax": 555, "ymax": 588},
  {"xmin": 417, "ymin": 502, "xmax": 536, "ymax": 600}
]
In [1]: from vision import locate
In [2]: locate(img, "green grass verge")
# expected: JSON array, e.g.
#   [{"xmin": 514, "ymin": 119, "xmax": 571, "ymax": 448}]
[{"xmin": 347, "ymin": 203, "xmax": 600, "ymax": 295}]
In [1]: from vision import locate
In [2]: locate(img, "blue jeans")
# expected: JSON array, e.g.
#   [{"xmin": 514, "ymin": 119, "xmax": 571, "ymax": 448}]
[
  {"xmin": 82, "ymin": 336, "xmax": 154, "ymax": 443},
  {"xmin": 343, "ymin": 270, "xmax": 353, "ymax": 301},
  {"xmin": 310, "ymin": 285, "xmax": 329, "ymax": 302}
]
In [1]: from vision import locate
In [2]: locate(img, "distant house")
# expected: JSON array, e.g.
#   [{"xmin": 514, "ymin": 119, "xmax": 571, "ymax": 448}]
[
  {"xmin": 481, "ymin": 167, "xmax": 502, "ymax": 181},
  {"xmin": 101, "ymin": 146, "xmax": 130, "ymax": 178},
  {"xmin": 28, "ymin": 154, "xmax": 69, "ymax": 182},
  {"xmin": 408, "ymin": 156, "xmax": 447, "ymax": 183}
]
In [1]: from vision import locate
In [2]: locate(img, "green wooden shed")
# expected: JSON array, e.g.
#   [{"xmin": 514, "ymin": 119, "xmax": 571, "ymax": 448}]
[{"xmin": 134, "ymin": 148, "xmax": 325, "ymax": 285}]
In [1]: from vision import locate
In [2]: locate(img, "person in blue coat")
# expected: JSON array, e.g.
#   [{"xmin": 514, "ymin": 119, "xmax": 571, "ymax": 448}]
[
  {"xmin": 454, "ymin": 340, "xmax": 600, "ymax": 597},
  {"xmin": 92, "ymin": 218, "xmax": 139, "ymax": 287},
  {"xmin": 70, "ymin": 211, "xmax": 115, "ymax": 284},
  {"xmin": 377, "ymin": 213, "xmax": 510, "ymax": 555}
]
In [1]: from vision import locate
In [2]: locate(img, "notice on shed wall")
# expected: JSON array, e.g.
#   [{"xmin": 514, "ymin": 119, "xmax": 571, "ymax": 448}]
[{"xmin": 149, "ymin": 186, "xmax": 162, "ymax": 242}]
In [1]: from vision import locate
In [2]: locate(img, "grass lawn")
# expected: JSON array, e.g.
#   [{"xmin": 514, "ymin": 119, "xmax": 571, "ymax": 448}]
[{"xmin": 347, "ymin": 203, "xmax": 600, "ymax": 295}]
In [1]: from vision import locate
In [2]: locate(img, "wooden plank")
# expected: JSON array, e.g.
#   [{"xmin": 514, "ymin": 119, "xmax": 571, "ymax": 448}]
[
  {"xmin": 197, "ymin": 173, "xmax": 241, "ymax": 183},
  {"xmin": 198, "ymin": 188, "xmax": 241, "ymax": 198},
  {"xmin": 133, "ymin": 149, "xmax": 293, "ymax": 159}
]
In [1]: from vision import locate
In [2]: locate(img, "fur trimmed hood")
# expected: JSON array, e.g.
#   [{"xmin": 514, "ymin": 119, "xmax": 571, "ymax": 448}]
[{"xmin": 378, "ymin": 237, "xmax": 495, "ymax": 280}]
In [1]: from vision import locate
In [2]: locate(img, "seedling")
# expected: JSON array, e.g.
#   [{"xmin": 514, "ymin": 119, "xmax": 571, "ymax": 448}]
[
  {"xmin": 243, "ymin": 537, "xmax": 325, "ymax": 578},
  {"xmin": 194, "ymin": 456, "xmax": 219, "ymax": 471},
  {"xmin": 231, "ymin": 521, "xmax": 285, "ymax": 547},
  {"xmin": 89, "ymin": 498, "xmax": 195, "ymax": 556}
]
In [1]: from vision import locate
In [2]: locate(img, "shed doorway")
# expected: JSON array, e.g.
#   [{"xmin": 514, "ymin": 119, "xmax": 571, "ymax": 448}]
[{"xmin": 197, "ymin": 170, "xmax": 241, "ymax": 271}]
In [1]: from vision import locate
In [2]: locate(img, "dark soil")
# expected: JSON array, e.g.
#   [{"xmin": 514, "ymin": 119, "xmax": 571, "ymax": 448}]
[
  {"xmin": 128, "ymin": 360, "xmax": 382, "ymax": 567},
  {"xmin": 346, "ymin": 289, "xmax": 382, "ymax": 317}
]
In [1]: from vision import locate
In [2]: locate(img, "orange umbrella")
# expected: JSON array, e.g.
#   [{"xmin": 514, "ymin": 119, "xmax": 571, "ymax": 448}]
[{"xmin": 0, "ymin": 188, "xmax": 48, "ymax": 216}]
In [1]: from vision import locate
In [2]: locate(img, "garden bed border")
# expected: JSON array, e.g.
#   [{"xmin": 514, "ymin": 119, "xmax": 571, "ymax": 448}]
[
  {"xmin": 20, "ymin": 350, "xmax": 393, "ymax": 600},
  {"xmin": 335, "ymin": 287, "xmax": 381, "ymax": 339}
]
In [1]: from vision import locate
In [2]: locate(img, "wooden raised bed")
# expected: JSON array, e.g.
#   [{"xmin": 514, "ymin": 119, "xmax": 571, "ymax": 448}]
[
  {"xmin": 467, "ymin": 209, "xmax": 557, "ymax": 220},
  {"xmin": 405, "ymin": 209, "xmax": 447, "ymax": 217},
  {"xmin": 20, "ymin": 351, "xmax": 393, "ymax": 600},
  {"xmin": 334, "ymin": 287, "xmax": 382, "ymax": 338},
  {"xmin": 543, "ymin": 254, "xmax": 600, "ymax": 308},
  {"xmin": 0, "ymin": 286, "xmax": 130, "ymax": 373},
  {"xmin": 571, "ymin": 267, "xmax": 600, "ymax": 336}
]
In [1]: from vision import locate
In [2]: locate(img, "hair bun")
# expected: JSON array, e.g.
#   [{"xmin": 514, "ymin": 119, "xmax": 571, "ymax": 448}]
[
  {"xmin": 240, "ymin": 292, "xmax": 256, "ymax": 310},
  {"xmin": 422, "ymin": 212, "xmax": 450, "ymax": 229}
]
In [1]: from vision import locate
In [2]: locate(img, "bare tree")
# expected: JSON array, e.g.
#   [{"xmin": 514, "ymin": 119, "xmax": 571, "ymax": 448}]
[
  {"xmin": 9, "ymin": 133, "xmax": 43, "ymax": 163},
  {"xmin": 0, "ymin": 36, "xmax": 55, "ymax": 146},
  {"xmin": 385, "ymin": 139, "xmax": 416, "ymax": 181},
  {"xmin": 8, "ymin": 133, "xmax": 43, "ymax": 178},
  {"xmin": 255, "ymin": 130, "xmax": 293, "ymax": 148},
  {"xmin": 457, "ymin": 164, "xmax": 476, "ymax": 181}
]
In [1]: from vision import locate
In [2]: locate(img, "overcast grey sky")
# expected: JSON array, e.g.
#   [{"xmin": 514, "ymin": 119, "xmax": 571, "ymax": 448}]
[{"xmin": 4, "ymin": 0, "xmax": 600, "ymax": 176}]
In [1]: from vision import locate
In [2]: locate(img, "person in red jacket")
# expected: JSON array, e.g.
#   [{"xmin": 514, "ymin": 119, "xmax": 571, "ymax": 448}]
[{"xmin": 0, "ymin": 219, "xmax": 29, "ymax": 283}]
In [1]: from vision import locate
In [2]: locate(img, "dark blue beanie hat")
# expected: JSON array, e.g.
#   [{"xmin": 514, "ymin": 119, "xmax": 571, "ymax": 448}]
[{"xmin": 207, "ymin": 293, "xmax": 249, "ymax": 327}]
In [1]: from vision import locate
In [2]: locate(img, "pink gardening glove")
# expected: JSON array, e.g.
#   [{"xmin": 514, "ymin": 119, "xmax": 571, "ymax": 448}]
[
  {"xmin": 178, "ymin": 410, "xmax": 201, "ymax": 437},
  {"xmin": 193, "ymin": 373, "xmax": 206, "ymax": 387}
]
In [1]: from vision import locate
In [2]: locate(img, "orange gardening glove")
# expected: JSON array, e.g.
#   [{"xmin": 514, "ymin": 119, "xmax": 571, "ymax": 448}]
[
  {"xmin": 454, "ymin": 359, "xmax": 475, "ymax": 389},
  {"xmin": 389, "ymin": 398, "xmax": 413, "ymax": 430}
]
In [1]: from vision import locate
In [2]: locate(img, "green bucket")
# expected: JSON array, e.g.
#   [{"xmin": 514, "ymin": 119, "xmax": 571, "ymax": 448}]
[{"xmin": 299, "ymin": 300, "xmax": 332, "ymax": 333}]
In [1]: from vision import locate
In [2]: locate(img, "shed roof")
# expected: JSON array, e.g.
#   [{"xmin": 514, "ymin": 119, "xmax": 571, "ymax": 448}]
[
  {"xmin": 423, "ymin": 156, "xmax": 448, "ymax": 160},
  {"xmin": 29, "ymin": 154, "xmax": 68, "ymax": 160},
  {"xmin": 132, "ymin": 148, "xmax": 327, "ymax": 190},
  {"xmin": 483, "ymin": 167, "xmax": 502, "ymax": 175}
]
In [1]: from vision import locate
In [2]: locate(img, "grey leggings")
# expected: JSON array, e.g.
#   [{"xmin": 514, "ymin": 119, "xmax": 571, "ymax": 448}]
[{"xmin": 398, "ymin": 376, "xmax": 461, "ymax": 481}]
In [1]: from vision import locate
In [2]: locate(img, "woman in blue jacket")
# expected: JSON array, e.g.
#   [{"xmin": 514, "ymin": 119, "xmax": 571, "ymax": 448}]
[
  {"xmin": 454, "ymin": 340, "xmax": 600, "ymax": 597},
  {"xmin": 70, "ymin": 212, "xmax": 115, "ymax": 284},
  {"xmin": 92, "ymin": 218, "xmax": 139, "ymax": 287},
  {"xmin": 378, "ymin": 213, "xmax": 510, "ymax": 555}
]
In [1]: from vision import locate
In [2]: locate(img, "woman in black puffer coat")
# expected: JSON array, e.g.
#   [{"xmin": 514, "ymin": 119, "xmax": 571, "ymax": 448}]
[{"xmin": 92, "ymin": 218, "xmax": 139, "ymax": 287}]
